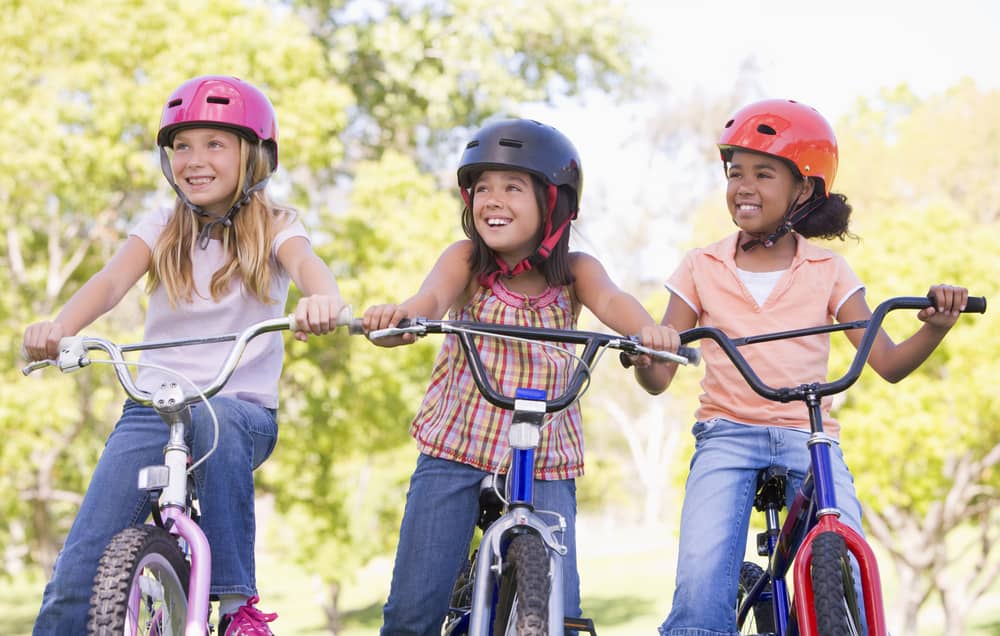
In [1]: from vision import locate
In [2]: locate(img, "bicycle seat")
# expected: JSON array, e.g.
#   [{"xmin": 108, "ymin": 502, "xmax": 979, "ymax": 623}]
[
  {"xmin": 477, "ymin": 475, "xmax": 505, "ymax": 531},
  {"xmin": 754, "ymin": 466, "xmax": 788, "ymax": 512}
]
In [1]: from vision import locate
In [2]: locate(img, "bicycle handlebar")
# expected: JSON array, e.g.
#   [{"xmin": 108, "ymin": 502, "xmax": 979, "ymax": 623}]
[
  {"xmin": 367, "ymin": 319, "xmax": 700, "ymax": 412},
  {"xmin": 680, "ymin": 295, "xmax": 986, "ymax": 403},
  {"xmin": 21, "ymin": 306, "xmax": 359, "ymax": 408}
]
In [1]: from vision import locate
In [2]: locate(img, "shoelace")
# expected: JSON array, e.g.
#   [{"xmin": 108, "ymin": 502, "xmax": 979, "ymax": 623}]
[{"xmin": 224, "ymin": 595, "xmax": 278, "ymax": 635}]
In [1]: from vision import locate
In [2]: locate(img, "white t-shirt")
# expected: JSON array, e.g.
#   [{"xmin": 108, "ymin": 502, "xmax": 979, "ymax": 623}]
[
  {"xmin": 736, "ymin": 267, "xmax": 786, "ymax": 307},
  {"xmin": 130, "ymin": 207, "xmax": 308, "ymax": 408}
]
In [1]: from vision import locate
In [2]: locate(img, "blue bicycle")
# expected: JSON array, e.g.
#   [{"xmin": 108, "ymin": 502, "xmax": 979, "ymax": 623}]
[
  {"xmin": 368, "ymin": 318, "xmax": 698, "ymax": 636},
  {"xmin": 672, "ymin": 294, "xmax": 985, "ymax": 636}
]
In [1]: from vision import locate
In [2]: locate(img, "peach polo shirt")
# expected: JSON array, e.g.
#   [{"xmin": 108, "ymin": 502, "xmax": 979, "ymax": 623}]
[{"xmin": 667, "ymin": 232, "xmax": 863, "ymax": 437}]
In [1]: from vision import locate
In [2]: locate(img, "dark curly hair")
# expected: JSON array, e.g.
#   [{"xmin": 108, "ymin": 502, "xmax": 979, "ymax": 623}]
[{"xmin": 792, "ymin": 180, "xmax": 856, "ymax": 242}]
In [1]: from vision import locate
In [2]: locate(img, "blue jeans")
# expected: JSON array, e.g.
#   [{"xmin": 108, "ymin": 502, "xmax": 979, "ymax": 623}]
[
  {"xmin": 33, "ymin": 397, "xmax": 277, "ymax": 636},
  {"xmin": 659, "ymin": 419, "xmax": 866, "ymax": 636},
  {"xmin": 381, "ymin": 454, "xmax": 581, "ymax": 636}
]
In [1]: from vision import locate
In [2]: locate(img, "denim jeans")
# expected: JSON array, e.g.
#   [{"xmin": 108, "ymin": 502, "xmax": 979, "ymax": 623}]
[
  {"xmin": 381, "ymin": 453, "xmax": 581, "ymax": 636},
  {"xmin": 659, "ymin": 418, "xmax": 865, "ymax": 636},
  {"xmin": 33, "ymin": 397, "xmax": 277, "ymax": 636}
]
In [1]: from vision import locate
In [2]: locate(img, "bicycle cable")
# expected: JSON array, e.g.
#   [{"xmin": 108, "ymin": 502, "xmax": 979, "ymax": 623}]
[{"xmin": 88, "ymin": 359, "xmax": 220, "ymax": 473}]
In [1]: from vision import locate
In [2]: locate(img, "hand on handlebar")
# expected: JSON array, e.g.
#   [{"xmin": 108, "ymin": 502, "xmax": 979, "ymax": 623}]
[
  {"xmin": 362, "ymin": 303, "xmax": 419, "ymax": 347},
  {"xmin": 291, "ymin": 294, "xmax": 349, "ymax": 342},
  {"xmin": 21, "ymin": 320, "xmax": 69, "ymax": 362},
  {"xmin": 625, "ymin": 323, "xmax": 682, "ymax": 369},
  {"xmin": 920, "ymin": 284, "xmax": 970, "ymax": 328}
]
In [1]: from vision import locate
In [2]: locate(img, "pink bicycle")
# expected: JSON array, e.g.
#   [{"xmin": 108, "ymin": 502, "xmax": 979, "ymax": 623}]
[{"xmin": 22, "ymin": 308, "xmax": 355, "ymax": 635}]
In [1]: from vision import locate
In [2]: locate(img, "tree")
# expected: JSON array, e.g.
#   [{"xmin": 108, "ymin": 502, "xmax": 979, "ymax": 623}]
[
  {"xmin": 831, "ymin": 85, "xmax": 1000, "ymax": 632},
  {"xmin": 1, "ymin": 0, "xmax": 349, "ymax": 577}
]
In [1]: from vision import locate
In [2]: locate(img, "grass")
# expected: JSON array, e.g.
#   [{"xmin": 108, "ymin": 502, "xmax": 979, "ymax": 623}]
[{"xmin": 5, "ymin": 513, "xmax": 1000, "ymax": 635}]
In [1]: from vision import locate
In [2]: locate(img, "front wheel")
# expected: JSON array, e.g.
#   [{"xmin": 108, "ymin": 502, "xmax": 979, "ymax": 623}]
[
  {"xmin": 810, "ymin": 531, "xmax": 863, "ymax": 636},
  {"xmin": 493, "ymin": 533, "xmax": 550, "ymax": 636},
  {"xmin": 88, "ymin": 525, "xmax": 190, "ymax": 635},
  {"xmin": 737, "ymin": 561, "xmax": 775, "ymax": 634}
]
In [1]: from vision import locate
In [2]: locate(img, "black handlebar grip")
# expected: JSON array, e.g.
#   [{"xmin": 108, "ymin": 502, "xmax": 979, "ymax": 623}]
[{"xmin": 965, "ymin": 296, "xmax": 987, "ymax": 313}]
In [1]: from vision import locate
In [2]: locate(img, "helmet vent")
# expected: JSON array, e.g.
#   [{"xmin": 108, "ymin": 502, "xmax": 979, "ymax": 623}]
[
  {"xmin": 724, "ymin": 119, "xmax": 735, "ymax": 128},
  {"xmin": 756, "ymin": 124, "xmax": 777, "ymax": 135},
  {"xmin": 498, "ymin": 138, "xmax": 523, "ymax": 148},
  {"xmin": 168, "ymin": 98, "xmax": 183, "ymax": 108},
  {"xmin": 466, "ymin": 140, "xmax": 480, "ymax": 149},
  {"xmin": 207, "ymin": 96, "xmax": 230, "ymax": 105}
]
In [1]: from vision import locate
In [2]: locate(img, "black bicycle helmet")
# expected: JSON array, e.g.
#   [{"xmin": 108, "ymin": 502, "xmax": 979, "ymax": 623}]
[{"xmin": 457, "ymin": 118, "xmax": 582, "ymax": 213}]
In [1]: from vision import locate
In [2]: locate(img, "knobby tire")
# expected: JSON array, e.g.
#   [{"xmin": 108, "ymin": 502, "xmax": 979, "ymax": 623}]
[
  {"xmin": 493, "ymin": 533, "xmax": 550, "ymax": 636},
  {"xmin": 810, "ymin": 531, "xmax": 863, "ymax": 636},
  {"xmin": 87, "ymin": 525, "xmax": 190, "ymax": 636},
  {"xmin": 737, "ymin": 561, "xmax": 775, "ymax": 634}
]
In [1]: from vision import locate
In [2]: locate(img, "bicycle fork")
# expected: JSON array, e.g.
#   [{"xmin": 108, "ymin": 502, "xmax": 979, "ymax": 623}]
[
  {"xmin": 137, "ymin": 382, "xmax": 212, "ymax": 635},
  {"xmin": 467, "ymin": 389, "xmax": 567, "ymax": 636}
]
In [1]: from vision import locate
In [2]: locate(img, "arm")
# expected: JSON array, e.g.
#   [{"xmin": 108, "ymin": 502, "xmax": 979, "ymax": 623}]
[
  {"xmin": 570, "ymin": 253, "xmax": 681, "ymax": 394},
  {"xmin": 636, "ymin": 293, "xmax": 698, "ymax": 395},
  {"xmin": 276, "ymin": 236, "xmax": 346, "ymax": 341},
  {"xmin": 22, "ymin": 236, "xmax": 151, "ymax": 360},
  {"xmin": 362, "ymin": 240, "xmax": 475, "ymax": 347},
  {"xmin": 837, "ymin": 284, "xmax": 969, "ymax": 383}
]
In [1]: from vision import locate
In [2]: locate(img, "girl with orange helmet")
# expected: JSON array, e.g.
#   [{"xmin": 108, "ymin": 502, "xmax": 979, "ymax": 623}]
[
  {"xmin": 362, "ymin": 118, "xmax": 680, "ymax": 634},
  {"xmin": 23, "ymin": 75, "xmax": 345, "ymax": 635},
  {"xmin": 641, "ymin": 99, "xmax": 968, "ymax": 634}
]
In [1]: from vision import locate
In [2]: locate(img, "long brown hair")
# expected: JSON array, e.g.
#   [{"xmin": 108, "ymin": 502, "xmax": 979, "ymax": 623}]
[{"xmin": 147, "ymin": 138, "xmax": 296, "ymax": 306}]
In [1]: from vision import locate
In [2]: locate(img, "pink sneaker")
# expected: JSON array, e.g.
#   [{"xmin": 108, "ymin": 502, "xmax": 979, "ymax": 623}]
[{"xmin": 219, "ymin": 595, "xmax": 278, "ymax": 635}]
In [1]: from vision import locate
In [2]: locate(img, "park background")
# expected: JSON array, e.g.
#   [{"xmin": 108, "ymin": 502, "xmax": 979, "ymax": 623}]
[{"xmin": 1, "ymin": 0, "xmax": 998, "ymax": 634}]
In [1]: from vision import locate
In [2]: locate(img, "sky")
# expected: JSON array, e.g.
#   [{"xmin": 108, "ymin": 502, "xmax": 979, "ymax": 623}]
[{"xmin": 526, "ymin": 0, "xmax": 1000, "ymax": 285}]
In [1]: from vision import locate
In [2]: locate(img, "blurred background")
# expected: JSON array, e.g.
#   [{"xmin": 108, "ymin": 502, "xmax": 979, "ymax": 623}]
[{"xmin": 1, "ymin": 0, "xmax": 997, "ymax": 634}]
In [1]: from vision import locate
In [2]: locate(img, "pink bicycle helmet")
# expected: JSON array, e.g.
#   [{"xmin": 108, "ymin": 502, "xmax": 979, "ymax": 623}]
[{"xmin": 157, "ymin": 75, "xmax": 278, "ymax": 169}]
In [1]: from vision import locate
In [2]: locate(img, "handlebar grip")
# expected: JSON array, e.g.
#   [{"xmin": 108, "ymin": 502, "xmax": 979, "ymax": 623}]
[
  {"xmin": 619, "ymin": 345, "xmax": 700, "ymax": 369},
  {"xmin": 965, "ymin": 296, "xmax": 987, "ymax": 313},
  {"xmin": 288, "ymin": 304, "xmax": 366, "ymax": 335},
  {"xmin": 678, "ymin": 345, "xmax": 701, "ymax": 366}
]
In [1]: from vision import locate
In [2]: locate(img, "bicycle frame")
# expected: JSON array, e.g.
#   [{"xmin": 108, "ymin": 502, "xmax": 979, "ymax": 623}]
[
  {"xmin": 693, "ymin": 295, "xmax": 987, "ymax": 636},
  {"xmin": 369, "ymin": 319, "xmax": 696, "ymax": 635},
  {"xmin": 24, "ymin": 308, "xmax": 355, "ymax": 635}
]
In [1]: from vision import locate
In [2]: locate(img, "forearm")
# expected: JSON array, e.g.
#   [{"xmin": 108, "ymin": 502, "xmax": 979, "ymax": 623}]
[
  {"xmin": 634, "ymin": 361, "xmax": 678, "ymax": 395},
  {"xmin": 295, "ymin": 254, "xmax": 343, "ymax": 299},
  {"xmin": 53, "ymin": 274, "xmax": 127, "ymax": 335},
  {"xmin": 876, "ymin": 323, "xmax": 951, "ymax": 383}
]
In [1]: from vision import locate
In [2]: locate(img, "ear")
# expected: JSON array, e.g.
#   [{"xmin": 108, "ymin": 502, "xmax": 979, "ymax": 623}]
[{"xmin": 795, "ymin": 177, "xmax": 816, "ymax": 205}]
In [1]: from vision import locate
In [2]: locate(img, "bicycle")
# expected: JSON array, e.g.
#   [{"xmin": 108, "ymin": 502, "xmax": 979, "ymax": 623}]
[
  {"xmin": 366, "ymin": 318, "xmax": 700, "ymax": 636},
  {"xmin": 22, "ymin": 308, "xmax": 355, "ymax": 635},
  {"xmin": 665, "ymin": 294, "xmax": 986, "ymax": 636}
]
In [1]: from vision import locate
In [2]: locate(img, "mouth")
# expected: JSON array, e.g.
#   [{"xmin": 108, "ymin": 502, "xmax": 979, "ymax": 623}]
[
  {"xmin": 484, "ymin": 216, "xmax": 511, "ymax": 228},
  {"xmin": 736, "ymin": 203, "xmax": 761, "ymax": 213},
  {"xmin": 186, "ymin": 176, "xmax": 214, "ymax": 188}
]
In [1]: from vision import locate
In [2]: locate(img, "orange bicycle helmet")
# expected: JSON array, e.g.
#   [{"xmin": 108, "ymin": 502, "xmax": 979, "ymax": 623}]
[{"xmin": 718, "ymin": 98, "xmax": 837, "ymax": 196}]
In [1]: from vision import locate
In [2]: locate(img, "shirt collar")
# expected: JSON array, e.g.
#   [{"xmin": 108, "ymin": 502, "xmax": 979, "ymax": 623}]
[{"xmin": 705, "ymin": 232, "xmax": 834, "ymax": 266}]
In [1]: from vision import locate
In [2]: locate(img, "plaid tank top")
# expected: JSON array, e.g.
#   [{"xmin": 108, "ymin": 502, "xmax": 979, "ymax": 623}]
[{"xmin": 410, "ymin": 278, "xmax": 585, "ymax": 479}]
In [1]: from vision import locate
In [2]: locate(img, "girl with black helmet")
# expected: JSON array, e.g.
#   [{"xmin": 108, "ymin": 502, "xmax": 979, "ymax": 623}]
[
  {"xmin": 642, "ymin": 99, "xmax": 969, "ymax": 635},
  {"xmin": 363, "ymin": 118, "xmax": 680, "ymax": 634},
  {"xmin": 22, "ymin": 75, "xmax": 345, "ymax": 635}
]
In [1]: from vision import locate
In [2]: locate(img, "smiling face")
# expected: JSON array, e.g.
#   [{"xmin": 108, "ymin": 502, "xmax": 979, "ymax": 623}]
[
  {"xmin": 169, "ymin": 127, "xmax": 242, "ymax": 216},
  {"xmin": 471, "ymin": 169, "xmax": 543, "ymax": 264},
  {"xmin": 725, "ymin": 149, "xmax": 812, "ymax": 236}
]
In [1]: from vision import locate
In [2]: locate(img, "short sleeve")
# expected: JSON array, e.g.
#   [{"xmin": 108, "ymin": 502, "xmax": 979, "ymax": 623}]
[
  {"xmin": 665, "ymin": 249, "xmax": 701, "ymax": 315},
  {"xmin": 829, "ymin": 253, "xmax": 865, "ymax": 318},
  {"xmin": 272, "ymin": 215, "xmax": 310, "ymax": 257},
  {"xmin": 129, "ymin": 207, "xmax": 172, "ymax": 250}
]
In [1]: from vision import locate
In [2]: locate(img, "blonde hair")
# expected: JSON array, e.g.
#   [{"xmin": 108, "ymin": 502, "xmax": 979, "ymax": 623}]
[{"xmin": 147, "ymin": 138, "xmax": 296, "ymax": 306}]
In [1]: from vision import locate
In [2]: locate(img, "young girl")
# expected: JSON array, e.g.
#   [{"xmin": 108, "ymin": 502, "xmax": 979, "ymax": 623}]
[
  {"xmin": 22, "ymin": 75, "xmax": 345, "ymax": 636},
  {"xmin": 363, "ymin": 118, "xmax": 679, "ymax": 634},
  {"xmin": 644, "ymin": 98, "xmax": 969, "ymax": 635}
]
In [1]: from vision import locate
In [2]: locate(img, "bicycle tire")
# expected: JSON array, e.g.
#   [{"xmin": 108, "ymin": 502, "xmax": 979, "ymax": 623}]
[
  {"xmin": 737, "ymin": 561, "xmax": 775, "ymax": 634},
  {"xmin": 87, "ymin": 525, "xmax": 190, "ymax": 636},
  {"xmin": 810, "ymin": 531, "xmax": 862, "ymax": 636},
  {"xmin": 493, "ymin": 533, "xmax": 550, "ymax": 636}
]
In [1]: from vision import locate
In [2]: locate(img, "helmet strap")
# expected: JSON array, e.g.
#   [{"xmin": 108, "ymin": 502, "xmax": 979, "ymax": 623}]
[
  {"xmin": 739, "ymin": 194, "xmax": 824, "ymax": 252},
  {"xmin": 159, "ymin": 147, "xmax": 270, "ymax": 249},
  {"xmin": 478, "ymin": 184, "xmax": 572, "ymax": 287}
]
